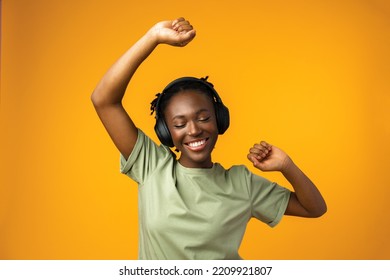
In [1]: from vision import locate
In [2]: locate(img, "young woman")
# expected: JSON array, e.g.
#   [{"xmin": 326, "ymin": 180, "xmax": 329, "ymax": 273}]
[{"xmin": 91, "ymin": 17, "xmax": 327, "ymax": 259}]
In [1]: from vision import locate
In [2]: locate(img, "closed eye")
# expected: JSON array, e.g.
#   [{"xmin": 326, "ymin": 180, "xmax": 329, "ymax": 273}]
[
  {"xmin": 198, "ymin": 116, "xmax": 210, "ymax": 122},
  {"xmin": 173, "ymin": 124, "xmax": 186, "ymax": 129}
]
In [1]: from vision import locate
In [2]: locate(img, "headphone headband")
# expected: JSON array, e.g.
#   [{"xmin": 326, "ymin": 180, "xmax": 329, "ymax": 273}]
[
  {"xmin": 155, "ymin": 76, "xmax": 221, "ymax": 113},
  {"xmin": 162, "ymin": 76, "xmax": 219, "ymax": 97}
]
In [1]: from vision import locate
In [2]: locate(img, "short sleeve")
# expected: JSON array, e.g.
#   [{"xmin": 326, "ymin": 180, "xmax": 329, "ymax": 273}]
[
  {"xmin": 120, "ymin": 129, "xmax": 173, "ymax": 185},
  {"xmin": 245, "ymin": 167, "xmax": 291, "ymax": 227}
]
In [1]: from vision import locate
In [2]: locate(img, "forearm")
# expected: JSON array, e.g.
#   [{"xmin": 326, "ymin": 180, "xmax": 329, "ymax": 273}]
[
  {"xmin": 282, "ymin": 158, "xmax": 327, "ymax": 217},
  {"xmin": 91, "ymin": 30, "xmax": 158, "ymax": 107},
  {"xmin": 89, "ymin": 18, "xmax": 195, "ymax": 158}
]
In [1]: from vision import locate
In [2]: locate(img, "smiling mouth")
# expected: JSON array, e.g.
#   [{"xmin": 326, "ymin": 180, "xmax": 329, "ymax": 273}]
[{"xmin": 184, "ymin": 138, "xmax": 209, "ymax": 151}]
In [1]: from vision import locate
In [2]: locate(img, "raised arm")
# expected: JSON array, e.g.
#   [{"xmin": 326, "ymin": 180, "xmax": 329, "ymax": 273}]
[
  {"xmin": 248, "ymin": 142, "xmax": 327, "ymax": 218},
  {"xmin": 91, "ymin": 18, "xmax": 196, "ymax": 159}
]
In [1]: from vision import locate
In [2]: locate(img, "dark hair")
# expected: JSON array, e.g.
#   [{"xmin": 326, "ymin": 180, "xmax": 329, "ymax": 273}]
[{"xmin": 150, "ymin": 77, "xmax": 215, "ymax": 117}]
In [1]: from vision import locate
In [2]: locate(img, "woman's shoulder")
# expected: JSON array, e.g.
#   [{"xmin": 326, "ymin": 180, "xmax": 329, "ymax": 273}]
[{"xmin": 121, "ymin": 128, "xmax": 176, "ymax": 178}]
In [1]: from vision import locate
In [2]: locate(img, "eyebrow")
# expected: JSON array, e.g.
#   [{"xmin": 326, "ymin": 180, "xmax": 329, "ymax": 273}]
[{"xmin": 171, "ymin": 108, "xmax": 211, "ymax": 121}]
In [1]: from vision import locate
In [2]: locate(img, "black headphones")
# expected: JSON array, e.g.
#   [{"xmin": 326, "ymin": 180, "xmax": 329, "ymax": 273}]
[{"xmin": 153, "ymin": 76, "xmax": 230, "ymax": 147}]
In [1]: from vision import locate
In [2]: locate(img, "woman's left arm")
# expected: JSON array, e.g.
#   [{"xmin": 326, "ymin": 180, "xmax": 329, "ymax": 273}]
[{"xmin": 248, "ymin": 142, "xmax": 327, "ymax": 218}]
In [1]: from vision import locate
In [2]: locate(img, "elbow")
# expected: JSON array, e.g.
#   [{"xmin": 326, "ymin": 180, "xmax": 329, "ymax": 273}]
[
  {"xmin": 91, "ymin": 84, "xmax": 123, "ymax": 109},
  {"xmin": 287, "ymin": 192, "xmax": 327, "ymax": 218},
  {"xmin": 311, "ymin": 202, "xmax": 327, "ymax": 218},
  {"xmin": 320, "ymin": 203, "xmax": 328, "ymax": 217},
  {"xmin": 90, "ymin": 89, "xmax": 115, "ymax": 109},
  {"xmin": 91, "ymin": 89, "xmax": 103, "ymax": 108}
]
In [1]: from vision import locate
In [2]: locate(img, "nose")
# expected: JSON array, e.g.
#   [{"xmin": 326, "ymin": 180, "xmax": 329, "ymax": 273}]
[{"xmin": 187, "ymin": 121, "xmax": 202, "ymax": 136}]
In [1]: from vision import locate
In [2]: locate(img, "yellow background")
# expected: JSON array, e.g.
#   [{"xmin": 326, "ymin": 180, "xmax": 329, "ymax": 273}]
[{"xmin": 1, "ymin": 0, "xmax": 389, "ymax": 259}]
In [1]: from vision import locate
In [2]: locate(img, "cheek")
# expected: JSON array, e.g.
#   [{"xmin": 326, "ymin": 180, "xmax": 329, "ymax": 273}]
[
  {"xmin": 206, "ymin": 119, "xmax": 219, "ymax": 135},
  {"xmin": 168, "ymin": 128, "xmax": 183, "ymax": 146}
]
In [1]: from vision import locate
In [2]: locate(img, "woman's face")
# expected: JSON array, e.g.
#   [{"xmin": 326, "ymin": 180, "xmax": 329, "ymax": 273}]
[{"xmin": 164, "ymin": 90, "xmax": 218, "ymax": 168}]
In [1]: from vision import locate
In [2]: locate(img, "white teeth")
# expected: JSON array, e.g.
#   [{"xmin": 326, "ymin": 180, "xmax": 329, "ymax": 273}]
[{"xmin": 188, "ymin": 139, "xmax": 206, "ymax": 147}]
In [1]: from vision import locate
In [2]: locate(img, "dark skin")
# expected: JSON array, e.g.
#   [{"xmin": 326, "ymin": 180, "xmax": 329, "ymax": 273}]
[
  {"xmin": 164, "ymin": 90, "xmax": 218, "ymax": 169},
  {"xmin": 91, "ymin": 17, "xmax": 327, "ymax": 218}
]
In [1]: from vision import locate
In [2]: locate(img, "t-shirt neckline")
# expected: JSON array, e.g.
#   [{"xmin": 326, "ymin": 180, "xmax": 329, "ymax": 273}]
[{"xmin": 176, "ymin": 161, "xmax": 219, "ymax": 175}]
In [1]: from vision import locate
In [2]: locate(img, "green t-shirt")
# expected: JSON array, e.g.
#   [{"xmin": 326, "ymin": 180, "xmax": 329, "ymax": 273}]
[{"xmin": 120, "ymin": 129, "xmax": 291, "ymax": 259}]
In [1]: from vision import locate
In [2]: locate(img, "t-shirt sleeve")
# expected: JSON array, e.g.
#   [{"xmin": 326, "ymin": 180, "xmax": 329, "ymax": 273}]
[
  {"xmin": 120, "ymin": 129, "xmax": 173, "ymax": 185},
  {"xmin": 245, "ymin": 167, "xmax": 291, "ymax": 227}
]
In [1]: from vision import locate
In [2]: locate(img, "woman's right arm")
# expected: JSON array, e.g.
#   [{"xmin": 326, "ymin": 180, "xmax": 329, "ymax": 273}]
[{"xmin": 91, "ymin": 18, "xmax": 196, "ymax": 159}]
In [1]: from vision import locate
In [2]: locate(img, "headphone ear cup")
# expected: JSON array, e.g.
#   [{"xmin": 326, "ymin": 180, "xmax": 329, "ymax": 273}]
[
  {"xmin": 154, "ymin": 118, "xmax": 174, "ymax": 147},
  {"xmin": 215, "ymin": 103, "xmax": 230, "ymax": 134}
]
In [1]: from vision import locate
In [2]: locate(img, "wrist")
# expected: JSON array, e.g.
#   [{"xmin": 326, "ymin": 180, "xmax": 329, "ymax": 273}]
[
  {"xmin": 144, "ymin": 27, "xmax": 160, "ymax": 47},
  {"xmin": 280, "ymin": 156, "xmax": 295, "ymax": 174}
]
